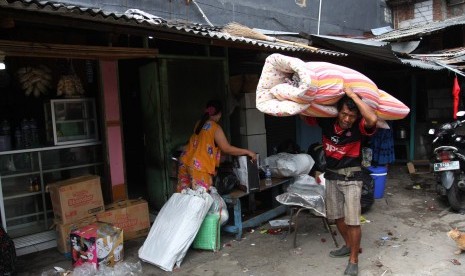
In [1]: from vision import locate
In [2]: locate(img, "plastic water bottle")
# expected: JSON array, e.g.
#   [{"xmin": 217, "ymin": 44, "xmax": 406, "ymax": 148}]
[
  {"xmin": 21, "ymin": 119, "xmax": 31, "ymax": 148},
  {"xmin": 265, "ymin": 165, "xmax": 272, "ymax": 186},
  {"xmin": 14, "ymin": 127, "xmax": 22, "ymax": 149},
  {"xmin": 1, "ymin": 120, "xmax": 10, "ymax": 136},
  {"xmin": 29, "ymin": 119, "xmax": 39, "ymax": 147}
]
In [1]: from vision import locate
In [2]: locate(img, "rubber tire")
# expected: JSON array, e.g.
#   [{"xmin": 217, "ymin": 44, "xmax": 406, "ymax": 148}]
[{"xmin": 447, "ymin": 182, "xmax": 465, "ymax": 212}]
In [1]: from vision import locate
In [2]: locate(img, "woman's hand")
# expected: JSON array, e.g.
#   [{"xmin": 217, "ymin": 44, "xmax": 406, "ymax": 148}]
[{"xmin": 247, "ymin": 151, "xmax": 257, "ymax": 162}]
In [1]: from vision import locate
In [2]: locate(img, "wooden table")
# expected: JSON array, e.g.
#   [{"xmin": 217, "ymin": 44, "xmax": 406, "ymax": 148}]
[{"xmin": 221, "ymin": 177, "xmax": 292, "ymax": 240}]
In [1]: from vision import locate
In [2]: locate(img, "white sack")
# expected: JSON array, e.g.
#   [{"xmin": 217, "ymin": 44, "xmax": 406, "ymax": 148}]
[
  {"xmin": 265, "ymin": 153, "xmax": 314, "ymax": 177},
  {"xmin": 138, "ymin": 189, "xmax": 213, "ymax": 271}
]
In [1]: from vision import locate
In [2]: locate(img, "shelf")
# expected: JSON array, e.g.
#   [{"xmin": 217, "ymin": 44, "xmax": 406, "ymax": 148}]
[
  {"xmin": 0, "ymin": 142, "xmax": 102, "ymax": 242},
  {"xmin": 1, "ymin": 170, "xmax": 41, "ymax": 179},
  {"xmin": 6, "ymin": 210, "xmax": 51, "ymax": 222},
  {"xmin": 3, "ymin": 191, "xmax": 43, "ymax": 200},
  {"xmin": 0, "ymin": 141, "xmax": 101, "ymax": 156},
  {"xmin": 56, "ymin": 119, "xmax": 95, "ymax": 123}
]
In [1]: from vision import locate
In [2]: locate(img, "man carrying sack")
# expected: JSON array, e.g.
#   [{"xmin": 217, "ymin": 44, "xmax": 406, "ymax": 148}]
[{"xmin": 303, "ymin": 87, "xmax": 377, "ymax": 276}]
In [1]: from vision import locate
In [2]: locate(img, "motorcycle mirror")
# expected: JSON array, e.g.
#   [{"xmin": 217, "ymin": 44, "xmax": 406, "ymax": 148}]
[
  {"xmin": 456, "ymin": 111, "xmax": 465, "ymax": 117},
  {"xmin": 428, "ymin": 128, "xmax": 435, "ymax": 135}
]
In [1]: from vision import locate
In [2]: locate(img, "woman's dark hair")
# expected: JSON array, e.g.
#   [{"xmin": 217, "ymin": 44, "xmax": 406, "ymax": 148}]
[
  {"xmin": 337, "ymin": 95, "xmax": 359, "ymax": 114},
  {"xmin": 195, "ymin": 100, "xmax": 223, "ymax": 134}
]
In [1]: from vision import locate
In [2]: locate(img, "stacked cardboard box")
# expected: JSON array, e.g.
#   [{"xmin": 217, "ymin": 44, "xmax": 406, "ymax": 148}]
[
  {"xmin": 48, "ymin": 175, "xmax": 104, "ymax": 224},
  {"xmin": 48, "ymin": 175, "xmax": 104, "ymax": 255},
  {"xmin": 96, "ymin": 199, "xmax": 150, "ymax": 241},
  {"xmin": 239, "ymin": 93, "xmax": 267, "ymax": 158},
  {"xmin": 56, "ymin": 216, "xmax": 97, "ymax": 254}
]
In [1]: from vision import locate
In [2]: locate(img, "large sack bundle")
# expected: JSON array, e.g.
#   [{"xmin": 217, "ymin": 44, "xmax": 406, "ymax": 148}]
[
  {"xmin": 256, "ymin": 54, "xmax": 409, "ymax": 122},
  {"xmin": 138, "ymin": 189, "xmax": 212, "ymax": 271}
]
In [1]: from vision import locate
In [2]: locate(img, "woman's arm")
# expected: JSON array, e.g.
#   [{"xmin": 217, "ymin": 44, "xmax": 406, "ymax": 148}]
[{"xmin": 214, "ymin": 126, "xmax": 257, "ymax": 161}]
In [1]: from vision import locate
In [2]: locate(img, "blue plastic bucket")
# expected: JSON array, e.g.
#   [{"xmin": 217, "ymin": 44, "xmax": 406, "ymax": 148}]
[{"xmin": 368, "ymin": 166, "xmax": 388, "ymax": 199}]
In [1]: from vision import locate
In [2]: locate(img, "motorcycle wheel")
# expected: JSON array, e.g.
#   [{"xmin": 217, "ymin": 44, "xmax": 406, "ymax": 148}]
[{"xmin": 447, "ymin": 182, "xmax": 465, "ymax": 212}]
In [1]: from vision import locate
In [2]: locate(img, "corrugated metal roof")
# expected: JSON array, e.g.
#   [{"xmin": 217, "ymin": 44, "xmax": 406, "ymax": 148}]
[
  {"xmin": 0, "ymin": 0, "xmax": 344, "ymax": 56},
  {"xmin": 310, "ymin": 34, "xmax": 459, "ymax": 73},
  {"xmin": 311, "ymin": 35, "xmax": 401, "ymax": 63},
  {"xmin": 399, "ymin": 58, "xmax": 443, "ymax": 70},
  {"xmin": 374, "ymin": 15, "xmax": 465, "ymax": 42},
  {"xmin": 410, "ymin": 47, "xmax": 465, "ymax": 70}
]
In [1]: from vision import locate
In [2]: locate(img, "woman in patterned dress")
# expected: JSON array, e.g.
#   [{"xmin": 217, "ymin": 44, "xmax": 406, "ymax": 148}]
[{"xmin": 176, "ymin": 100, "xmax": 256, "ymax": 192}]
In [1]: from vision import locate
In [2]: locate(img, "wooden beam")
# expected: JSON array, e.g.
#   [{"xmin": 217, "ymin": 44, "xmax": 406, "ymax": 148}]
[{"xmin": 0, "ymin": 39, "xmax": 158, "ymax": 59}]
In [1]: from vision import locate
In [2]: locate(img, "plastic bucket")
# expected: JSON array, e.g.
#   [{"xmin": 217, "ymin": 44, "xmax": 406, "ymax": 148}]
[{"xmin": 368, "ymin": 166, "xmax": 388, "ymax": 199}]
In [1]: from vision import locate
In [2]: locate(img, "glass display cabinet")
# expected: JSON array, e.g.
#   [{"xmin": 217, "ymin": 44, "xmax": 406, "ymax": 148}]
[
  {"xmin": 0, "ymin": 142, "xmax": 102, "ymax": 255},
  {"xmin": 44, "ymin": 98, "xmax": 99, "ymax": 145}
]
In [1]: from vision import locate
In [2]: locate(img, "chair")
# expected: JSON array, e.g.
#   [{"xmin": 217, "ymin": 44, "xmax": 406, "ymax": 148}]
[{"xmin": 288, "ymin": 206, "xmax": 339, "ymax": 248}]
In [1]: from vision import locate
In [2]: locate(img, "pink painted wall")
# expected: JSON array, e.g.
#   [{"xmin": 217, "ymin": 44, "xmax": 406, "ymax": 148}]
[{"xmin": 99, "ymin": 60, "xmax": 126, "ymax": 195}]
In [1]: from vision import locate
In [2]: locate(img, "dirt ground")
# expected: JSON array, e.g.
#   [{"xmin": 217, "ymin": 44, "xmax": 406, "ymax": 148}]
[{"xmin": 16, "ymin": 165, "xmax": 465, "ymax": 276}]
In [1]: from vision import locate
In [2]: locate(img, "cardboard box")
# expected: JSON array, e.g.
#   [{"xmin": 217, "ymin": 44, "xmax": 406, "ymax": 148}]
[
  {"xmin": 48, "ymin": 175, "xmax": 104, "ymax": 224},
  {"xmin": 56, "ymin": 216, "xmax": 97, "ymax": 254},
  {"xmin": 96, "ymin": 199, "xmax": 150, "ymax": 241},
  {"xmin": 71, "ymin": 222, "xmax": 124, "ymax": 269}
]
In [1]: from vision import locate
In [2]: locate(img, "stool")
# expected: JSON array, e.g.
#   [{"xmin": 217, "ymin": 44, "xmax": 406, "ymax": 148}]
[{"xmin": 289, "ymin": 206, "xmax": 339, "ymax": 248}]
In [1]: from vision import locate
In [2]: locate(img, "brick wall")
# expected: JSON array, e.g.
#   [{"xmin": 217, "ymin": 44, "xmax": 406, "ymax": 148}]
[
  {"xmin": 393, "ymin": 0, "xmax": 465, "ymax": 28},
  {"xmin": 433, "ymin": 0, "xmax": 443, "ymax": 21},
  {"xmin": 447, "ymin": 1, "xmax": 465, "ymax": 17},
  {"xmin": 398, "ymin": 0, "xmax": 433, "ymax": 28}
]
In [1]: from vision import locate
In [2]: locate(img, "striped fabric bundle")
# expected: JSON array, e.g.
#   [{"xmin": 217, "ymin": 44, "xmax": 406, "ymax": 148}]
[{"xmin": 256, "ymin": 54, "xmax": 409, "ymax": 124}]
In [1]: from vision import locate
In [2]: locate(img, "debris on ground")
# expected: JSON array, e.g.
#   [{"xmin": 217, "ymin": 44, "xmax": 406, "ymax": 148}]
[
  {"xmin": 269, "ymin": 219, "xmax": 289, "ymax": 227},
  {"xmin": 451, "ymin": 259, "xmax": 461, "ymax": 265}
]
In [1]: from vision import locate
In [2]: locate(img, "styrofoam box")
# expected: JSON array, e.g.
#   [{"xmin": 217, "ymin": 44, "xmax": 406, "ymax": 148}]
[
  {"xmin": 240, "ymin": 134, "xmax": 267, "ymax": 158},
  {"xmin": 239, "ymin": 108, "xmax": 266, "ymax": 135}
]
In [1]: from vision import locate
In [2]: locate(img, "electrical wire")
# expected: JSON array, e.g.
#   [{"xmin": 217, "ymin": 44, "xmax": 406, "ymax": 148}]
[{"xmin": 191, "ymin": 0, "xmax": 214, "ymax": 26}]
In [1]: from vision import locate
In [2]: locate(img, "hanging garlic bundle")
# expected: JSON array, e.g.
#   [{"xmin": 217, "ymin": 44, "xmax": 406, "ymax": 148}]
[
  {"xmin": 17, "ymin": 65, "xmax": 52, "ymax": 97},
  {"xmin": 57, "ymin": 60, "xmax": 84, "ymax": 97}
]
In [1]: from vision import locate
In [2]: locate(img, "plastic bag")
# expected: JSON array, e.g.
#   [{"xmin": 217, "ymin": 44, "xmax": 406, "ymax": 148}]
[
  {"xmin": 276, "ymin": 175, "xmax": 326, "ymax": 217},
  {"xmin": 214, "ymin": 172, "xmax": 239, "ymax": 195},
  {"xmin": 209, "ymin": 187, "xmax": 229, "ymax": 225},
  {"xmin": 265, "ymin": 153, "xmax": 314, "ymax": 177}
]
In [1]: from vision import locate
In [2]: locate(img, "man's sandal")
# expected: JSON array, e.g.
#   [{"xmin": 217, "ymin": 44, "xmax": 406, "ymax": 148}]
[
  {"xmin": 329, "ymin": 245, "xmax": 351, "ymax": 258},
  {"xmin": 344, "ymin": 261, "xmax": 358, "ymax": 276}
]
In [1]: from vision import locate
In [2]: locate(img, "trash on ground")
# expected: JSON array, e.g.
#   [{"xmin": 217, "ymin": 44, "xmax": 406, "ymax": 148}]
[
  {"xmin": 360, "ymin": 215, "xmax": 371, "ymax": 224},
  {"xmin": 260, "ymin": 229, "xmax": 268, "ymax": 234},
  {"xmin": 223, "ymin": 242, "xmax": 232, "ymax": 247},
  {"xmin": 374, "ymin": 259, "xmax": 383, "ymax": 267},
  {"xmin": 451, "ymin": 259, "xmax": 461, "ymax": 265},
  {"xmin": 321, "ymin": 238, "xmax": 326, "ymax": 243},
  {"xmin": 269, "ymin": 219, "xmax": 289, "ymax": 227},
  {"xmin": 412, "ymin": 185, "xmax": 421, "ymax": 190},
  {"xmin": 267, "ymin": 228, "xmax": 285, "ymax": 235},
  {"xmin": 250, "ymin": 243, "xmax": 255, "ymax": 246}
]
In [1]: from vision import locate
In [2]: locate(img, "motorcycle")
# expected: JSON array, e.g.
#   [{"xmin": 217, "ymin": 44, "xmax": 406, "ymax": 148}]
[{"xmin": 428, "ymin": 111, "xmax": 465, "ymax": 212}]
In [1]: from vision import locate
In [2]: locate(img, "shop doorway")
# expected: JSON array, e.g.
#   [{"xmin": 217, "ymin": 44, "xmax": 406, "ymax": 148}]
[{"xmin": 122, "ymin": 57, "xmax": 227, "ymax": 210}]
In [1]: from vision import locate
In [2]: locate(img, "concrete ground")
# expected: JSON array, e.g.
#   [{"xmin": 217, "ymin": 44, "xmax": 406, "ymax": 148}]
[{"xmin": 16, "ymin": 165, "xmax": 465, "ymax": 276}]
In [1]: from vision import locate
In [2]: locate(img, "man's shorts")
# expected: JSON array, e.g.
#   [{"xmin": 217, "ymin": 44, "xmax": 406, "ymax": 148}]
[{"xmin": 325, "ymin": 179, "xmax": 363, "ymax": 225}]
